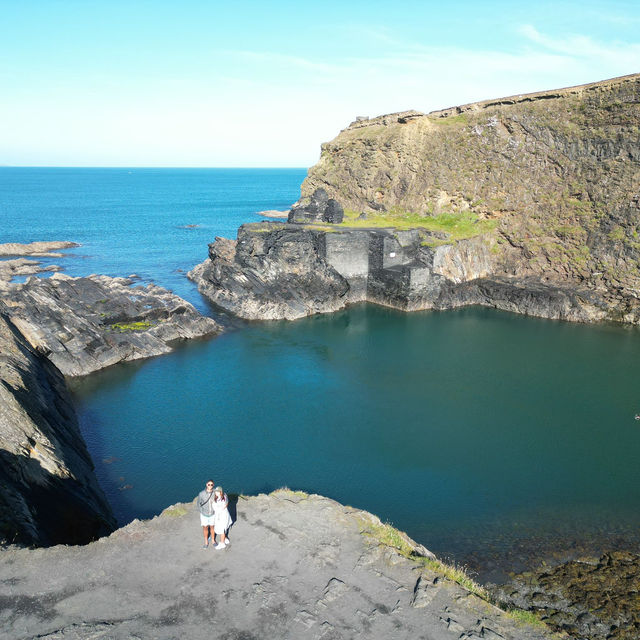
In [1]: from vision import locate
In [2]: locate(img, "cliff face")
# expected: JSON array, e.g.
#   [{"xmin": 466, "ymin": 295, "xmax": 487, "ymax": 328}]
[
  {"xmin": 0, "ymin": 303, "xmax": 116, "ymax": 546},
  {"xmin": 301, "ymin": 74, "xmax": 640, "ymax": 321}
]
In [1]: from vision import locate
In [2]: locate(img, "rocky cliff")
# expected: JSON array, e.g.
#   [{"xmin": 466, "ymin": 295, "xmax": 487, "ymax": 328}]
[
  {"xmin": 0, "ymin": 302, "xmax": 116, "ymax": 546},
  {"xmin": 0, "ymin": 489, "xmax": 553, "ymax": 640},
  {"xmin": 191, "ymin": 74, "xmax": 640, "ymax": 323}
]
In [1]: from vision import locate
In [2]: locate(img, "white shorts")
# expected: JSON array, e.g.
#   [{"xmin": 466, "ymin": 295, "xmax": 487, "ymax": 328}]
[{"xmin": 200, "ymin": 514, "xmax": 215, "ymax": 527}]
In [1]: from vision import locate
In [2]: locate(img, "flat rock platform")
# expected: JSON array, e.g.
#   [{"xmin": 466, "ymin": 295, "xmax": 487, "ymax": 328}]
[{"xmin": 0, "ymin": 490, "xmax": 552, "ymax": 639}]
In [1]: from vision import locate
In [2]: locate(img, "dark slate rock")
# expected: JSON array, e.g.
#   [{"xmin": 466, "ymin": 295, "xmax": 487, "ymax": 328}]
[{"xmin": 0, "ymin": 303, "xmax": 116, "ymax": 547}]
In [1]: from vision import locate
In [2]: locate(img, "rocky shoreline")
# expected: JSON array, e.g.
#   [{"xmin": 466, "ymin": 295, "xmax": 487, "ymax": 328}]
[
  {"xmin": 490, "ymin": 551, "xmax": 640, "ymax": 640},
  {"xmin": 4, "ymin": 272, "xmax": 221, "ymax": 377},
  {"xmin": 0, "ymin": 302, "xmax": 116, "ymax": 546}
]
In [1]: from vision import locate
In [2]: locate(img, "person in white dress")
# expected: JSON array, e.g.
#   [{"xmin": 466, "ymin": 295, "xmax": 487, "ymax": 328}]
[{"xmin": 213, "ymin": 486, "xmax": 232, "ymax": 549}]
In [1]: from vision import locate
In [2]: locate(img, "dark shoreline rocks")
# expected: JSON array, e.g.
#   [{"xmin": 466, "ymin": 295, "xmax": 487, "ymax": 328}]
[
  {"xmin": 0, "ymin": 302, "xmax": 116, "ymax": 546},
  {"xmin": 489, "ymin": 551, "xmax": 640, "ymax": 640}
]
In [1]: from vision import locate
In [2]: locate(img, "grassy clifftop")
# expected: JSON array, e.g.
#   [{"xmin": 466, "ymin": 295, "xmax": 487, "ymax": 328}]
[{"xmin": 303, "ymin": 73, "xmax": 640, "ymax": 305}]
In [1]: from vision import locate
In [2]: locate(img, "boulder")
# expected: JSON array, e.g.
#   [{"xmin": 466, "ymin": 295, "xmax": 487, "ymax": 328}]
[{"xmin": 288, "ymin": 188, "xmax": 344, "ymax": 224}]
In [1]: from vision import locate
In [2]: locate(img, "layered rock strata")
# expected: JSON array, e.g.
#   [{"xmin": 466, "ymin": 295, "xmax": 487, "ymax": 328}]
[
  {"xmin": 191, "ymin": 73, "xmax": 640, "ymax": 323},
  {"xmin": 189, "ymin": 221, "xmax": 608, "ymax": 321},
  {"xmin": 3, "ymin": 273, "xmax": 221, "ymax": 376},
  {"xmin": 0, "ymin": 302, "xmax": 116, "ymax": 546},
  {"xmin": 0, "ymin": 489, "xmax": 552, "ymax": 639}
]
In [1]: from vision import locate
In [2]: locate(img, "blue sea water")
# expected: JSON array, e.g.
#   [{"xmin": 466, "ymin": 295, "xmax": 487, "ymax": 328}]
[
  {"xmin": 3, "ymin": 168, "xmax": 640, "ymax": 580},
  {"xmin": 0, "ymin": 167, "xmax": 305, "ymax": 310}
]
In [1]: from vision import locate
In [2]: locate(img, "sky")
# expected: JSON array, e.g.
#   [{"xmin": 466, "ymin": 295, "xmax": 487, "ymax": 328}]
[{"xmin": 1, "ymin": 0, "xmax": 640, "ymax": 167}]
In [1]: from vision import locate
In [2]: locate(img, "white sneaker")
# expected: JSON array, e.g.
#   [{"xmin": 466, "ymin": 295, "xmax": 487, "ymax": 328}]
[
  {"xmin": 215, "ymin": 543, "xmax": 225, "ymax": 550},
  {"xmin": 224, "ymin": 539, "xmax": 230, "ymax": 546}
]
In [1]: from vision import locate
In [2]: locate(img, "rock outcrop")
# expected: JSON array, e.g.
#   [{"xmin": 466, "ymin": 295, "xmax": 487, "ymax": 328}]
[
  {"xmin": 288, "ymin": 188, "xmax": 344, "ymax": 224},
  {"xmin": 0, "ymin": 489, "xmax": 553, "ymax": 639},
  {"xmin": 0, "ymin": 241, "xmax": 78, "ymax": 291},
  {"xmin": 191, "ymin": 74, "xmax": 640, "ymax": 324},
  {"xmin": 189, "ymin": 221, "xmax": 609, "ymax": 321},
  {"xmin": 490, "ymin": 551, "xmax": 640, "ymax": 640},
  {"xmin": 0, "ymin": 302, "xmax": 116, "ymax": 547},
  {"xmin": 3, "ymin": 273, "xmax": 221, "ymax": 376}
]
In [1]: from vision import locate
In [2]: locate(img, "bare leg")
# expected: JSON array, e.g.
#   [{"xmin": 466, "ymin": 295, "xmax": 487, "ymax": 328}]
[{"xmin": 202, "ymin": 526, "xmax": 211, "ymax": 546}]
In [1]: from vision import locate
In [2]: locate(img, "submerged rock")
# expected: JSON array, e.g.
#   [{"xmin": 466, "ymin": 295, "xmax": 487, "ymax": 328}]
[
  {"xmin": 3, "ymin": 273, "xmax": 221, "ymax": 376},
  {"xmin": 0, "ymin": 489, "xmax": 553, "ymax": 639},
  {"xmin": 0, "ymin": 302, "xmax": 116, "ymax": 546}
]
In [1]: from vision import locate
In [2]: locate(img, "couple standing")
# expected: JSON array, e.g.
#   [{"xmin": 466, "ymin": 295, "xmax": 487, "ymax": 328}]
[{"xmin": 197, "ymin": 480, "xmax": 232, "ymax": 549}]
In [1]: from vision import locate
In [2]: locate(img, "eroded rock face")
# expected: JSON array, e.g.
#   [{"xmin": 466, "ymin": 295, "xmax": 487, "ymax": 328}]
[
  {"xmin": 188, "ymin": 224, "xmax": 351, "ymax": 320},
  {"xmin": 0, "ymin": 303, "xmax": 116, "ymax": 546},
  {"xmin": 3, "ymin": 274, "xmax": 221, "ymax": 376}
]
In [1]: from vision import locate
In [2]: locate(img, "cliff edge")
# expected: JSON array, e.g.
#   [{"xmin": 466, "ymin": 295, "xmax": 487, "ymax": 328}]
[{"xmin": 0, "ymin": 490, "xmax": 552, "ymax": 640}]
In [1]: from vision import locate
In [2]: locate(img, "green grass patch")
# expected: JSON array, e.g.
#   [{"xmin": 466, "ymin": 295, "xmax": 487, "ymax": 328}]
[
  {"xmin": 337, "ymin": 207, "xmax": 497, "ymax": 242},
  {"xmin": 422, "ymin": 557, "xmax": 488, "ymax": 599},
  {"xmin": 360, "ymin": 518, "xmax": 488, "ymax": 599},
  {"xmin": 109, "ymin": 321, "xmax": 153, "ymax": 332},
  {"xmin": 161, "ymin": 504, "xmax": 189, "ymax": 518},
  {"xmin": 505, "ymin": 608, "xmax": 547, "ymax": 628},
  {"xmin": 430, "ymin": 113, "xmax": 469, "ymax": 126},
  {"xmin": 248, "ymin": 223, "xmax": 287, "ymax": 233}
]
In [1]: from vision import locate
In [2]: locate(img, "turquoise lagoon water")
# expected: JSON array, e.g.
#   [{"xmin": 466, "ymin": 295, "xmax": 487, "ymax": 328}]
[{"xmin": 3, "ymin": 168, "xmax": 640, "ymax": 580}]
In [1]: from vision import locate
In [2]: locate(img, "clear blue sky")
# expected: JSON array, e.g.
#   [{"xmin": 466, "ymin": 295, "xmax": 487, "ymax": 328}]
[{"xmin": 2, "ymin": 0, "xmax": 639, "ymax": 167}]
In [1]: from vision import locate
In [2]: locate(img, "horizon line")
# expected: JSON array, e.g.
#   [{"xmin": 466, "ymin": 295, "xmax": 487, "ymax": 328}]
[{"xmin": 0, "ymin": 165, "xmax": 309, "ymax": 170}]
